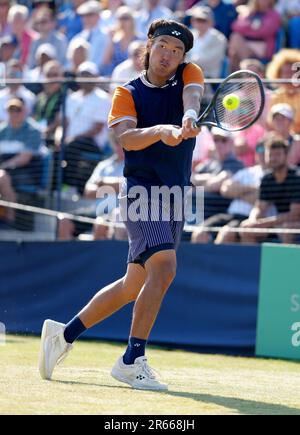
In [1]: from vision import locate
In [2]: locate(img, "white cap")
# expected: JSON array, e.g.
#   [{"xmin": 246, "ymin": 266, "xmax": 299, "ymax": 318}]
[
  {"xmin": 271, "ymin": 103, "xmax": 295, "ymax": 120},
  {"xmin": 77, "ymin": 61, "xmax": 99, "ymax": 76},
  {"xmin": 211, "ymin": 127, "xmax": 233, "ymax": 139},
  {"xmin": 36, "ymin": 43, "xmax": 57, "ymax": 60},
  {"xmin": 77, "ymin": 0, "xmax": 102, "ymax": 16}
]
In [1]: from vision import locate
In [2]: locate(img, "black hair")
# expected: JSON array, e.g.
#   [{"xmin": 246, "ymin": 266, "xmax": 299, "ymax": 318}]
[{"xmin": 143, "ymin": 19, "xmax": 194, "ymax": 70}]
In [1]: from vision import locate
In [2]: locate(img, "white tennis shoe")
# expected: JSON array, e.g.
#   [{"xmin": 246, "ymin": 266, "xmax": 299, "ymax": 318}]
[
  {"xmin": 111, "ymin": 356, "xmax": 168, "ymax": 391},
  {"xmin": 39, "ymin": 319, "xmax": 73, "ymax": 380}
]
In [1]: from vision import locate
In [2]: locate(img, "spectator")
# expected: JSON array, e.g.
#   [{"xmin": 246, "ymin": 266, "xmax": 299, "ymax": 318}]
[
  {"xmin": 135, "ymin": 0, "xmax": 174, "ymax": 38},
  {"xmin": 25, "ymin": 43, "xmax": 58, "ymax": 93},
  {"xmin": 66, "ymin": 37, "xmax": 90, "ymax": 73},
  {"xmin": 239, "ymin": 136, "xmax": 300, "ymax": 245},
  {"xmin": 71, "ymin": 0, "xmax": 110, "ymax": 73},
  {"xmin": 268, "ymin": 103, "xmax": 300, "ymax": 166},
  {"xmin": 267, "ymin": 49, "xmax": 300, "ymax": 134},
  {"xmin": 192, "ymin": 127, "xmax": 244, "ymax": 219},
  {"xmin": 188, "ymin": 6, "xmax": 227, "ymax": 78},
  {"xmin": 239, "ymin": 58, "xmax": 271, "ymax": 128},
  {"xmin": 110, "ymin": 40, "xmax": 145, "ymax": 93},
  {"xmin": 0, "ymin": 60, "xmax": 36, "ymax": 123},
  {"xmin": 192, "ymin": 126, "xmax": 215, "ymax": 169},
  {"xmin": 33, "ymin": 60, "xmax": 63, "ymax": 147},
  {"xmin": 101, "ymin": 6, "xmax": 141, "ymax": 77},
  {"xmin": 229, "ymin": 0, "xmax": 281, "ymax": 72},
  {"xmin": 65, "ymin": 37, "xmax": 90, "ymax": 91},
  {"xmin": 192, "ymin": 0, "xmax": 238, "ymax": 39},
  {"xmin": 27, "ymin": 7, "xmax": 68, "ymax": 69},
  {"xmin": 100, "ymin": 0, "xmax": 124, "ymax": 33},
  {"xmin": 0, "ymin": 97, "xmax": 44, "ymax": 224},
  {"xmin": 58, "ymin": 135, "xmax": 125, "ymax": 241},
  {"xmin": 192, "ymin": 142, "xmax": 266, "ymax": 244},
  {"xmin": 8, "ymin": 4, "xmax": 38, "ymax": 66},
  {"xmin": 233, "ymin": 93, "xmax": 266, "ymax": 166},
  {"xmin": 0, "ymin": 35, "xmax": 18, "ymax": 64},
  {"xmin": 58, "ymin": 0, "xmax": 85, "ymax": 40},
  {"xmin": 276, "ymin": 0, "xmax": 300, "ymax": 20},
  {"xmin": 0, "ymin": 0, "xmax": 11, "ymax": 38},
  {"xmin": 63, "ymin": 61, "xmax": 111, "ymax": 193}
]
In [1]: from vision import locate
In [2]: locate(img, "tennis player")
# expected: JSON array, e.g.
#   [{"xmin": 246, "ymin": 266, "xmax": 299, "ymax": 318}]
[{"xmin": 39, "ymin": 19, "xmax": 204, "ymax": 391}]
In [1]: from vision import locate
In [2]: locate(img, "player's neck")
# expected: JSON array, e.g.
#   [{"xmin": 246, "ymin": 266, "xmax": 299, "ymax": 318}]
[{"xmin": 146, "ymin": 68, "xmax": 176, "ymax": 88}]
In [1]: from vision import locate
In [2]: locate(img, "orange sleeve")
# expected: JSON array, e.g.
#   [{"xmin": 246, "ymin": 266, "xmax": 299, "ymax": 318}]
[
  {"xmin": 182, "ymin": 63, "xmax": 205, "ymax": 88},
  {"xmin": 108, "ymin": 86, "xmax": 137, "ymax": 128}
]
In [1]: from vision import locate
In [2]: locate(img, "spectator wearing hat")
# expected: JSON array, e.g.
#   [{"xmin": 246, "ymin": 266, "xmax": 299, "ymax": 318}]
[
  {"xmin": 110, "ymin": 40, "xmax": 145, "ymax": 94},
  {"xmin": 27, "ymin": 7, "xmax": 68, "ymax": 69},
  {"xmin": 0, "ymin": 97, "xmax": 44, "ymax": 224},
  {"xmin": 101, "ymin": 6, "xmax": 141, "ymax": 77},
  {"xmin": 239, "ymin": 136, "xmax": 300, "ymax": 245},
  {"xmin": 135, "ymin": 0, "xmax": 174, "ymax": 38},
  {"xmin": 0, "ymin": 59, "xmax": 36, "ymax": 123},
  {"xmin": 63, "ymin": 61, "xmax": 111, "ymax": 193},
  {"xmin": 191, "ymin": 0, "xmax": 237, "ymax": 39},
  {"xmin": 192, "ymin": 141, "xmax": 267, "ymax": 244},
  {"xmin": 25, "ymin": 42, "xmax": 58, "ymax": 95},
  {"xmin": 188, "ymin": 6, "xmax": 227, "ymax": 79},
  {"xmin": 268, "ymin": 103, "xmax": 300, "ymax": 167},
  {"xmin": 267, "ymin": 49, "xmax": 300, "ymax": 134},
  {"xmin": 192, "ymin": 127, "xmax": 244, "ymax": 219},
  {"xmin": 8, "ymin": 4, "xmax": 38, "ymax": 66},
  {"xmin": 65, "ymin": 37, "xmax": 91, "ymax": 92},
  {"xmin": 70, "ymin": 1, "xmax": 110, "ymax": 73}
]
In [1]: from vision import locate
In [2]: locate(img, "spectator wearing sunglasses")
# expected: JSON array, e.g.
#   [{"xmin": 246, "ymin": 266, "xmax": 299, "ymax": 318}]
[{"xmin": 0, "ymin": 97, "xmax": 44, "ymax": 225}]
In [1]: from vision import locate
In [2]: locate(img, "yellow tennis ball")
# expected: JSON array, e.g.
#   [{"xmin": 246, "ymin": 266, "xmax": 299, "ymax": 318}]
[{"xmin": 223, "ymin": 94, "xmax": 240, "ymax": 111}]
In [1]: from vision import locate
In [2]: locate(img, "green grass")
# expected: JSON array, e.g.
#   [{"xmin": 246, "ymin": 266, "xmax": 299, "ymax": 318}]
[{"xmin": 0, "ymin": 335, "xmax": 300, "ymax": 415}]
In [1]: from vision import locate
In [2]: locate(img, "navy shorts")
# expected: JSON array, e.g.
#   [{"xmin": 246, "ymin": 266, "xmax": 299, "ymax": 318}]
[{"xmin": 120, "ymin": 194, "xmax": 185, "ymax": 266}]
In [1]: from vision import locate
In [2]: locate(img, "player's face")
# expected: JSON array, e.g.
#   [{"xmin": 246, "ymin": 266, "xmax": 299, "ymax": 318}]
[{"xmin": 148, "ymin": 36, "xmax": 185, "ymax": 78}]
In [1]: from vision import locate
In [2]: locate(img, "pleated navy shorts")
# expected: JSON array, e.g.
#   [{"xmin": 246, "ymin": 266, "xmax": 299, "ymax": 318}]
[{"xmin": 120, "ymin": 194, "xmax": 185, "ymax": 266}]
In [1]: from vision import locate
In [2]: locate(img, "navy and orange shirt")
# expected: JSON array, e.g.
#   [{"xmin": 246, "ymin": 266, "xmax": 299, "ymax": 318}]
[{"xmin": 108, "ymin": 62, "xmax": 204, "ymax": 189}]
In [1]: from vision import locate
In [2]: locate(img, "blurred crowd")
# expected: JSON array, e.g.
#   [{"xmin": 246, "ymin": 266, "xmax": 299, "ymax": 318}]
[{"xmin": 0, "ymin": 0, "xmax": 299, "ymax": 245}]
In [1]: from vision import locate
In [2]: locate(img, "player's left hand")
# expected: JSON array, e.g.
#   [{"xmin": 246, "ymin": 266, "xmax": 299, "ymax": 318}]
[{"xmin": 181, "ymin": 117, "xmax": 201, "ymax": 139}]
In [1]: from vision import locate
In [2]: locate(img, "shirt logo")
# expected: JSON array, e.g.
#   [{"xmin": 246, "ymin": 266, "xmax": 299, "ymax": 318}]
[
  {"xmin": 172, "ymin": 80, "xmax": 178, "ymax": 87},
  {"xmin": 171, "ymin": 31, "xmax": 181, "ymax": 36}
]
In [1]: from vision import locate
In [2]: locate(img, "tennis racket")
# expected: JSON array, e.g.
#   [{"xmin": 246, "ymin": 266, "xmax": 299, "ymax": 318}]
[{"xmin": 173, "ymin": 70, "xmax": 265, "ymax": 138}]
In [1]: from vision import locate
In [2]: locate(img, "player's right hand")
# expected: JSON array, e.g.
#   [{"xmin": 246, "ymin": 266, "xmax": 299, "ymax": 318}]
[{"xmin": 160, "ymin": 125, "xmax": 183, "ymax": 147}]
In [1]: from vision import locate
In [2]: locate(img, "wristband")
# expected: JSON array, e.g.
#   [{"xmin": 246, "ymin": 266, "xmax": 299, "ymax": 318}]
[{"xmin": 183, "ymin": 109, "xmax": 198, "ymax": 122}]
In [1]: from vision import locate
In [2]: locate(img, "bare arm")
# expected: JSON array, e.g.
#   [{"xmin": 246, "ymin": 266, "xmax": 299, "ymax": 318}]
[
  {"xmin": 248, "ymin": 200, "xmax": 271, "ymax": 221},
  {"xmin": 221, "ymin": 178, "xmax": 258, "ymax": 199},
  {"xmin": 84, "ymin": 176, "xmax": 121, "ymax": 199},
  {"xmin": 182, "ymin": 85, "xmax": 202, "ymax": 139},
  {"xmin": 205, "ymin": 170, "xmax": 232, "ymax": 193},
  {"xmin": 112, "ymin": 119, "xmax": 183, "ymax": 152},
  {"xmin": 0, "ymin": 152, "xmax": 33, "ymax": 169}
]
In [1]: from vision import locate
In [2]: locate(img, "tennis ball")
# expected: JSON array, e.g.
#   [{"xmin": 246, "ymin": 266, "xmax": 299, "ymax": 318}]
[{"xmin": 223, "ymin": 94, "xmax": 240, "ymax": 111}]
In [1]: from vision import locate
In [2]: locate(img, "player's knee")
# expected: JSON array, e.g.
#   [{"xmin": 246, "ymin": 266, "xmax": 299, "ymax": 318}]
[{"xmin": 148, "ymin": 258, "xmax": 177, "ymax": 289}]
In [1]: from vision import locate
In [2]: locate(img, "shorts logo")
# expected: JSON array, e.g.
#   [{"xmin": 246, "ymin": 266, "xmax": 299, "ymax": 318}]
[{"xmin": 171, "ymin": 31, "xmax": 181, "ymax": 36}]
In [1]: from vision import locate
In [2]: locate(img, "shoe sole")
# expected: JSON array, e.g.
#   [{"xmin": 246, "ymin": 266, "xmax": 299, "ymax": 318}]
[
  {"xmin": 111, "ymin": 368, "xmax": 168, "ymax": 391},
  {"xmin": 38, "ymin": 319, "xmax": 54, "ymax": 381}
]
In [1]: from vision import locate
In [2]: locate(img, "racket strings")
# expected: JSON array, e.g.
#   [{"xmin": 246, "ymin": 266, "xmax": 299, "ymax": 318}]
[{"xmin": 215, "ymin": 73, "xmax": 264, "ymax": 131}]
